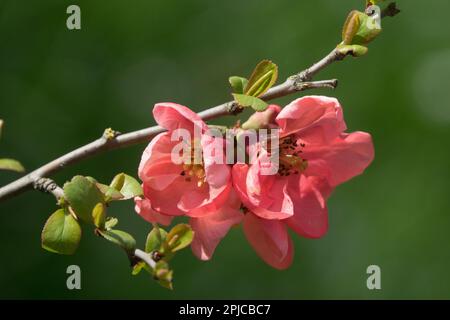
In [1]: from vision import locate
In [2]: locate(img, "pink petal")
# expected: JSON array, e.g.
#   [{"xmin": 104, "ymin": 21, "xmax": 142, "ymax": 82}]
[
  {"xmin": 250, "ymin": 178, "xmax": 294, "ymax": 220},
  {"xmin": 304, "ymin": 131, "xmax": 375, "ymax": 186},
  {"xmin": 190, "ymin": 191, "xmax": 243, "ymax": 260},
  {"xmin": 138, "ymin": 132, "xmax": 177, "ymax": 180},
  {"xmin": 138, "ymin": 132, "xmax": 181, "ymax": 181},
  {"xmin": 134, "ymin": 197, "xmax": 173, "ymax": 226},
  {"xmin": 140, "ymin": 158, "xmax": 183, "ymax": 191},
  {"xmin": 232, "ymin": 164, "xmax": 253, "ymax": 203},
  {"xmin": 276, "ymin": 96, "xmax": 346, "ymax": 144},
  {"xmin": 232, "ymin": 163, "xmax": 294, "ymax": 220},
  {"xmin": 245, "ymin": 158, "xmax": 275, "ymax": 205},
  {"xmin": 185, "ymin": 182, "xmax": 231, "ymax": 218},
  {"xmin": 143, "ymin": 179, "xmax": 189, "ymax": 216},
  {"xmin": 286, "ymin": 176, "xmax": 333, "ymax": 238},
  {"xmin": 153, "ymin": 102, "xmax": 207, "ymax": 133},
  {"xmin": 178, "ymin": 184, "xmax": 211, "ymax": 211},
  {"xmin": 201, "ymin": 134, "xmax": 230, "ymax": 188},
  {"xmin": 243, "ymin": 212, "xmax": 294, "ymax": 270},
  {"xmin": 144, "ymin": 175, "xmax": 231, "ymax": 218}
]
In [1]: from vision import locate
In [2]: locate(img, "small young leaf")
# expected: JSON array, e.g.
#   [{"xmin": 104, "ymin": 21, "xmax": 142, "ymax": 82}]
[
  {"xmin": 342, "ymin": 10, "xmax": 362, "ymax": 45},
  {"xmin": 64, "ymin": 176, "xmax": 104, "ymax": 224},
  {"xmin": 96, "ymin": 183, "xmax": 124, "ymax": 201},
  {"xmin": 132, "ymin": 261, "xmax": 146, "ymax": 276},
  {"xmin": 244, "ymin": 60, "xmax": 278, "ymax": 97},
  {"xmin": 97, "ymin": 229, "xmax": 136, "ymax": 253},
  {"xmin": 110, "ymin": 173, "xmax": 143, "ymax": 199},
  {"xmin": 92, "ymin": 202, "xmax": 106, "ymax": 229},
  {"xmin": 229, "ymin": 76, "xmax": 248, "ymax": 94},
  {"xmin": 232, "ymin": 94, "xmax": 268, "ymax": 112},
  {"xmin": 41, "ymin": 208, "xmax": 82, "ymax": 255},
  {"xmin": 166, "ymin": 224, "xmax": 194, "ymax": 253},
  {"xmin": 105, "ymin": 217, "xmax": 119, "ymax": 230},
  {"xmin": 354, "ymin": 13, "xmax": 382, "ymax": 45},
  {"xmin": 0, "ymin": 158, "xmax": 25, "ymax": 172},
  {"xmin": 145, "ymin": 227, "xmax": 168, "ymax": 253},
  {"xmin": 342, "ymin": 10, "xmax": 381, "ymax": 46}
]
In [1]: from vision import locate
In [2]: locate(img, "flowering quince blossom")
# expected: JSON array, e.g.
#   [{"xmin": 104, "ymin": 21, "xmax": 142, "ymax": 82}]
[
  {"xmin": 135, "ymin": 102, "xmax": 242, "ymax": 260},
  {"xmin": 135, "ymin": 96, "xmax": 374, "ymax": 270},
  {"xmin": 232, "ymin": 96, "xmax": 374, "ymax": 269}
]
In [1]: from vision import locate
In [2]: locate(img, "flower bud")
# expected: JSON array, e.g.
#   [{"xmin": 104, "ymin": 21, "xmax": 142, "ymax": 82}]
[
  {"xmin": 341, "ymin": 9, "xmax": 381, "ymax": 47},
  {"xmin": 241, "ymin": 104, "xmax": 281, "ymax": 130}
]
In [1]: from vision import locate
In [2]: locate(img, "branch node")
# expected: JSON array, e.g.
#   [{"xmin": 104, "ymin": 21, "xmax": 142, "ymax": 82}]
[
  {"xmin": 33, "ymin": 178, "xmax": 64, "ymax": 199},
  {"xmin": 103, "ymin": 128, "xmax": 121, "ymax": 141},
  {"xmin": 226, "ymin": 101, "xmax": 243, "ymax": 116},
  {"xmin": 295, "ymin": 70, "xmax": 312, "ymax": 82}
]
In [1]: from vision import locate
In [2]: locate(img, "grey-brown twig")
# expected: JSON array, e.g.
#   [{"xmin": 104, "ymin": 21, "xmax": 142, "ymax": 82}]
[
  {"xmin": 33, "ymin": 177, "xmax": 64, "ymax": 200},
  {"xmin": 0, "ymin": 2, "xmax": 401, "ymax": 203},
  {"xmin": 0, "ymin": 66, "xmax": 341, "ymax": 202}
]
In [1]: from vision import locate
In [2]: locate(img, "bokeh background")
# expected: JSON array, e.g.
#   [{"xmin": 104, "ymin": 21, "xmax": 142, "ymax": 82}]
[{"xmin": 1, "ymin": 0, "xmax": 450, "ymax": 299}]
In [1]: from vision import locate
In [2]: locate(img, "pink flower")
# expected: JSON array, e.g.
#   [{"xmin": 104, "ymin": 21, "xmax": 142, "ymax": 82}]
[
  {"xmin": 233, "ymin": 96, "xmax": 374, "ymax": 269},
  {"xmin": 136, "ymin": 102, "xmax": 242, "ymax": 260}
]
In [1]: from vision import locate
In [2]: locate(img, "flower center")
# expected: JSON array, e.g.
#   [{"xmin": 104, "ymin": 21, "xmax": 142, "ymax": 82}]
[
  {"xmin": 179, "ymin": 139, "xmax": 206, "ymax": 187},
  {"xmin": 278, "ymin": 136, "xmax": 308, "ymax": 176},
  {"xmin": 180, "ymin": 163, "xmax": 206, "ymax": 187}
]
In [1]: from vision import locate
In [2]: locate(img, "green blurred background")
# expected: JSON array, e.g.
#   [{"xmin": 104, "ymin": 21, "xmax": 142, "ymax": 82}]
[{"xmin": 1, "ymin": 0, "xmax": 450, "ymax": 299}]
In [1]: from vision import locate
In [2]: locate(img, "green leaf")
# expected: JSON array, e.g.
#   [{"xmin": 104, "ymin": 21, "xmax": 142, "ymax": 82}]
[
  {"xmin": 342, "ymin": 10, "xmax": 362, "ymax": 45},
  {"xmin": 41, "ymin": 208, "xmax": 82, "ymax": 255},
  {"xmin": 86, "ymin": 176, "xmax": 125, "ymax": 201},
  {"xmin": 98, "ymin": 229, "xmax": 136, "ymax": 254},
  {"xmin": 145, "ymin": 227, "xmax": 168, "ymax": 253},
  {"xmin": 0, "ymin": 158, "xmax": 25, "ymax": 172},
  {"xmin": 232, "ymin": 94, "xmax": 268, "ymax": 112},
  {"xmin": 110, "ymin": 173, "xmax": 143, "ymax": 199},
  {"xmin": 166, "ymin": 224, "xmax": 194, "ymax": 253},
  {"xmin": 342, "ymin": 10, "xmax": 381, "ymax": 46},
  {"xmin": 244, "ymin": 60, "xmax": 278, "ymax": 97},
  {"xmin": 92, "ymin": 202, "xmax": 106, "ymax": 229},
  {"xmin": 63, "ymin": 176, "xmax": 104, "ymax": 224},
  {"xmin": 96, "ymin": 183, "xmax": 124, "ymax": 201},
  {"xmin": 229, "ymin": 76, "xmax": 248, "ymax": 94},
  {"xmin": 85, "ymin": 176, "xmax": 98, "ymax": 183},
  {"xmin": 153, "ymin": 260, "xmax": 173, "ymax": 290},
  {"xmin": 354, "ymin": 13, "xmax": 382, "ymax": 45},
  {"xmin": 105, "ymin": 217, "xmax": 119, "ymax": 230}
]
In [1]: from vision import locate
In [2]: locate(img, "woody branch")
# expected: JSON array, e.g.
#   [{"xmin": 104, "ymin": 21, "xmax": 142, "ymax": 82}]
[{"xmin": 0, "ymin": 2, "xmax": 400, "ymax": 202}]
